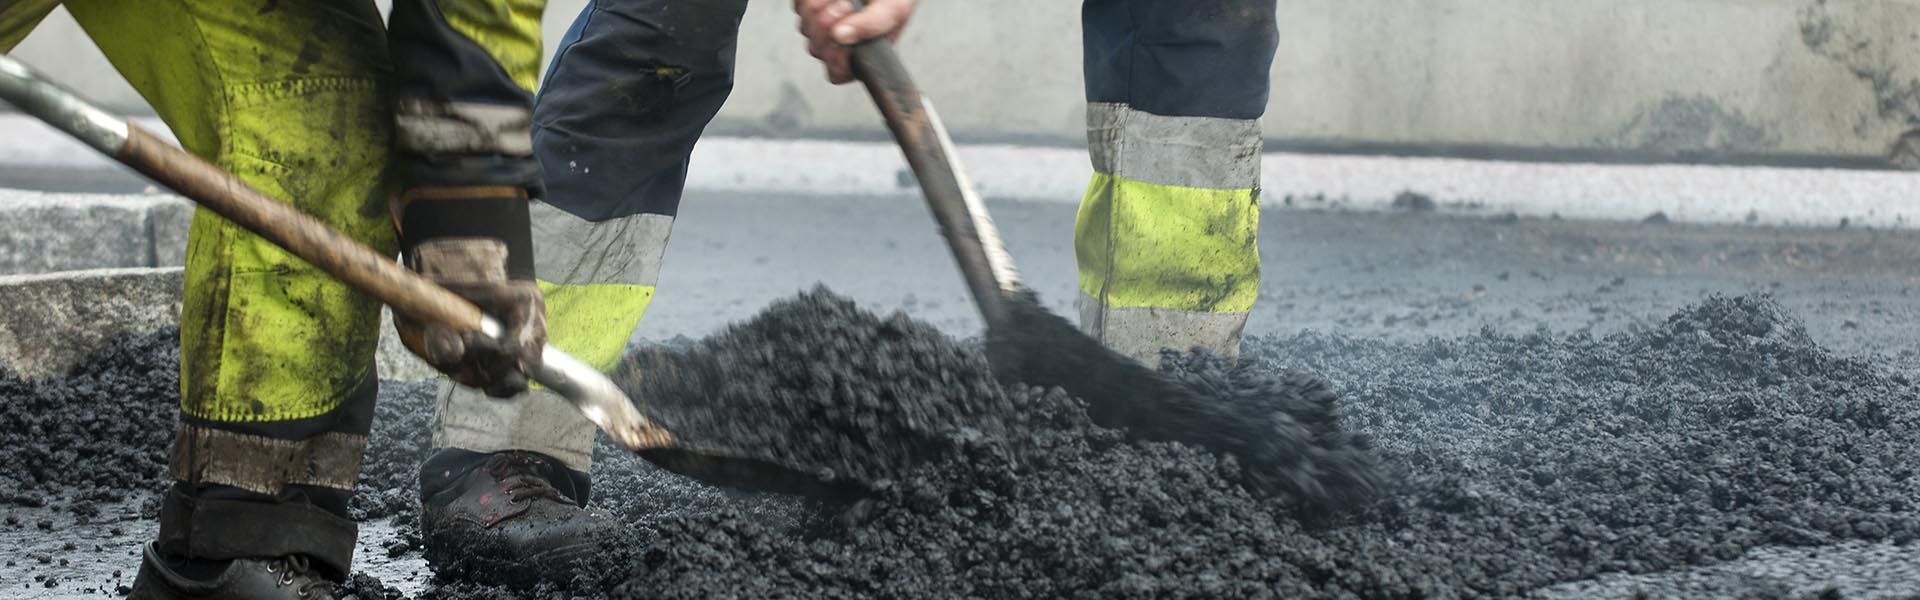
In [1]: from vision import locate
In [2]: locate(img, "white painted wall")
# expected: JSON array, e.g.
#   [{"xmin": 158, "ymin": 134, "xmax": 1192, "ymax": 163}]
[{"xmin": 10, "ymin": 1, "xmax": 1920, "ymax": 166}]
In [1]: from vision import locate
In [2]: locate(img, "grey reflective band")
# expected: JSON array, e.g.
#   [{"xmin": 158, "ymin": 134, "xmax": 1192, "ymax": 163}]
[
  {"xmin": 168, "ymin": 425, "xmax": 368, "ymax": 495},
  {"xmin": 434, "ymin": 383, "xmax": 597, "ymax": 473},
  {"xmin": 1087, "ymin": 102, "xmax": 1263, "ymax": 190},
  {"xmin": 412, "ymin": 238, "xmax": 510, "ymax": 282},
  {"xmin": 1078, "ymin": 292, "xmax": 1250, "ymax": 365},
  {"xmin": 395, "ymin": 98, "xmax": 534, "ymax": 156},
  {"xmin": 530, "ymin": 203, "xmax": 673, "ymax": 287}
]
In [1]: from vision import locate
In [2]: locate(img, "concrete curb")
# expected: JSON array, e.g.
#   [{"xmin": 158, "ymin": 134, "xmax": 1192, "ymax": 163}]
[
  {"xmin": 0, "ymin": 267, "xmax": 436, "ymax": 383},
  {"xmin": 0, "ymin": 189, "xmax": 189, "ymax": 275},
  {"xmin": 6, "ymin": 114, "xmax": 1920, "ymax": 230},
  {"xmin": 682, "ymin": 137, "xmax": 1920, "ymax": 230},
  {"xmin": 0, "ymin": 268, "xmax": 182, "ymax": 380}
]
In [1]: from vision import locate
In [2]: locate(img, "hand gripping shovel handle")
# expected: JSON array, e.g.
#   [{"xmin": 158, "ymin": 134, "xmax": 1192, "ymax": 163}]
[
  {"xmin": 841, "ymin": 9, "xmax": 1023, "ymax": 326},
  {"xmin": 0, "ymin": 54, "xmax": 668, "ymax": 450}
]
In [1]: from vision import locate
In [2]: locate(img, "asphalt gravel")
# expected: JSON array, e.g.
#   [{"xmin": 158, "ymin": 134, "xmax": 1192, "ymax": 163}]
[
  {"xmin": 7, "ymin": 291, "xmax": 1918, "ymax": 599},
  {"xmin": 611, "ymin": 288, "xmax": 1380, "ymax": 505}
]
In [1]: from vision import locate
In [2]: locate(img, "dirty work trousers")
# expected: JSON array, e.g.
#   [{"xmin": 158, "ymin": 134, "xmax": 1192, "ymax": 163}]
[
  {"xmin": 1, "ymin": 0, "xmax": 546, "ymax": 577},
  {"xmin": 448, "ymin": 0, "xmax": 1279, "ymax": 478},
  {"xmin": 430, "ymin": 0, "xmax": 750, "ymax": 474},
  {"xmin": 1077, "ymin": 0, "xmax": 1277, "ymax": 364}
]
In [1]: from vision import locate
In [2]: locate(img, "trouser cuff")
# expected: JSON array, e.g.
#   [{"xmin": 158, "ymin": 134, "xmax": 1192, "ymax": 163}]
[
  {"xmin": 155, "ymin": 484, "xmax": 358, "ymax": 578},
  {"xmin": 1077, "ymin": 292, "xmax": 1250, "ymax": 366},
  {"xmin": 431, "ymin": 380, "xmax": 597, "ymax": 472}
]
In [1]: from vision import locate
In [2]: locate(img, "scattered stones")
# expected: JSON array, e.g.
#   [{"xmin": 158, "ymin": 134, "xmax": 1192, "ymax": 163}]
[{"xmin": 6, "ymin": 293, "xmax": 1919, "ymax": 598}]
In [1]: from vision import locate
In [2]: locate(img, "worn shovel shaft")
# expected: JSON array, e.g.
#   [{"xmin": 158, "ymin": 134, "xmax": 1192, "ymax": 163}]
[
  {"xmin": 117, "ymin": 127, "xmax": 494, "ymax": 333},
  {"xmin": 0, "ymin": 54, "xmax": 488, "ymax": 334},
  {"xmin": 0, "ymin": 54, "xmax": 664, "ymax": 450},
  {"xmin": 845, "ymin": 28, "xmax": 1021, "ymax": 326}
]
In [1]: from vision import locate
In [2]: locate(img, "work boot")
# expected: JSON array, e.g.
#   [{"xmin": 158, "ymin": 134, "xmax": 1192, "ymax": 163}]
[
  {"xmin": 420, "ymin": 449, "xmax": 616, "ymax": 586},
  {"xmin": 126, "ymin": 543, "xmax": 335, "ymax": 600}
]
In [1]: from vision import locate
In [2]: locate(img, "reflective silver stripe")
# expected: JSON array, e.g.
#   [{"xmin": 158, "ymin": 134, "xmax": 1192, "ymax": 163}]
[
  {"xmin": 432, "ymin": 382, "xmax": 596, "ymax": 472},
  {"xmin": 168, "ymin": 425, "xmax": 368, "ymax": 495},
  {"xmin": 530, "ymin": 202, "xmax": 674, "ymax": 287},
  {"xmin": 439, "ymin": 203, "xmax": 674, "ymax": 473},
  {"xmin": 1086, "ymin": 102, "xmax": 1263, "ymax": 190},
  {"xmin": 1078, "ymin": 291, "xmax": 1249, "ymax": 365},
  {"xmin": 412, "ymin": 238, "xmax": 509, "ymax": 282},
  {"xmin": 395, "ymin": 98, "xmax": 533, "ymax": 156}
]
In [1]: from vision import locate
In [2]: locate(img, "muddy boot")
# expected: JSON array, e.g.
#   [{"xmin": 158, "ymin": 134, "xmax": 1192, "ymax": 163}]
[
  {"xmin": 126, "ymin": 543, "xmax": 335, "ymax": 600},
  {"xmin": 420, "ymin": 449, "xmax": 616, "ymax": 586}
]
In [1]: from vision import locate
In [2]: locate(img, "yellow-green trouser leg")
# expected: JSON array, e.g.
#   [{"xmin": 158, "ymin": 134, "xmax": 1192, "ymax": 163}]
[
  {"xmin": 1077, "ymin": 0, "xmax": 1276, "ymax": 366},
  {"xmin": 428, "ymin": 0, "xmax": 750, "ymax": 474},
  {"xmin": 1075, "ymin": 101, "xmax": 1264, "ymax": 365},
  {"xmin": 0, "ymin": 0, "xmax": 58, "ymax": 52},
  {"xmin": 54, "ymin": 0, "xmax": 394, "ymax": 574},
  {"xmin": 430, "ymin": 203, "xmax": 667, "ymax": 473},
  {"xmin": 420, "ymin": 0, "xmax": 640, "ymax": 474}
]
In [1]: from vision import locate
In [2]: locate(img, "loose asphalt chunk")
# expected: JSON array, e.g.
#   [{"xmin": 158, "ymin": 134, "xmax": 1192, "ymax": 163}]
[{"xmin": 7, "ymin": 292, "xmax": 1919, "ymax": 598}]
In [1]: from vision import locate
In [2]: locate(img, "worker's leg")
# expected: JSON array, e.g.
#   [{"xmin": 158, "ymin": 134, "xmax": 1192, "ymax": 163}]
[
  {"xmin": 1076, "ymin": 0, "xmax": 1276, "ymax": 365},
  {"xmin": 65, "ymin": 0, "xmax": 394, "ymax": 578},
  {"xmin": 0, "ymin": 0, "xmax": 59, "ymax": 51},
  {"xmin": 429, "ymin": 0, "xmax": 750, "ymax": 478}
]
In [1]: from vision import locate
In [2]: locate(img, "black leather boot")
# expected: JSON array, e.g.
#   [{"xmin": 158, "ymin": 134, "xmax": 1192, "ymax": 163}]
[
  {"xmin": 126, "ymin": 543, "xmax": 335, "ymax": 600},
  {"xmin": 420, "ymin": 450, "xmax": 618, "ymax": 586}
]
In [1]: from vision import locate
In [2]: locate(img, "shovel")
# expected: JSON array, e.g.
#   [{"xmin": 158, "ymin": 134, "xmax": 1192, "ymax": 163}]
[
  {"xmin": 844, "ymin": 12, "xmax": 1239, "ymax": 445},
  {"xmin": 845, "ymin": 29, "xmax": 1385, "ymax": 509},
  {"xmin": 0, "ymin": 54, "xmax": 858, "ymax": 498}
]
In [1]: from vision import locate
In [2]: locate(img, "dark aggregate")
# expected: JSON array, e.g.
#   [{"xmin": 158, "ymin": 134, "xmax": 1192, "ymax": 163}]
[
  {"xmin": 0, "ymin": 332, "xmax": 176, "ymax": 511},
  {"xmin": 9, "ymin": 292, "xmax": 1920, "ymax": 599},
  {"xmin": 990, "ymin": 291, "xmax": 1385, "ymax": 507},
  {"xmin": 613, "ymin": 287, "xmax": 1378, "ymax": 504},
  {"xmin": 611, "ymin": 288, "xmax": 1031, "ymax": 495},
  {"xmin": 426, "ymin": 293, "xmax": 1918, "ymax": 599}
]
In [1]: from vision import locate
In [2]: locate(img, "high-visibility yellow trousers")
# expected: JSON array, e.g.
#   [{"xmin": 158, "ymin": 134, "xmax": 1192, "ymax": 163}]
[{"xmin": 1077, "ymin": 0, "xmax": 1279, "ymax": 365}]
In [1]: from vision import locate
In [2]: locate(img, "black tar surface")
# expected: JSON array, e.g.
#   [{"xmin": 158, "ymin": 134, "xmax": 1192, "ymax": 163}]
[{"xmin": 6, "ymin": 292, "xmax": 1919, "ymax": 598}]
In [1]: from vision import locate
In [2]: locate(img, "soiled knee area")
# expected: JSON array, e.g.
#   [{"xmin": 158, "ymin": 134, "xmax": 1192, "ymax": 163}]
[{"xmin": 8, "ymin": 292, "xmax": 1919, "ymax": 598}]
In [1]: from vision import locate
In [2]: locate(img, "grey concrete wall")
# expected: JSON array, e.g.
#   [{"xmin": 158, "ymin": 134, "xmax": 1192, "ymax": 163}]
[
  {"xmin": 0, "ymin": 268, "xmax": 183, "ymax": 380},
  {"xmin": 9, "ymin": 1, "xmax": 1920, "ymax": 165},
  {"xmin": 0, "ymin": 266, "xmax": 437, "ymax": 381},
  {"xmin": 0, "ymin": 192, "xmax": 438, "ymax": 381}
]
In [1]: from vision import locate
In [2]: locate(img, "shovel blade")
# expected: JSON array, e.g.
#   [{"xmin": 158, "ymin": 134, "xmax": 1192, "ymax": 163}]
[{"xmin": 635, "ymin": 447, "xmax": 868, "ymax": 500}]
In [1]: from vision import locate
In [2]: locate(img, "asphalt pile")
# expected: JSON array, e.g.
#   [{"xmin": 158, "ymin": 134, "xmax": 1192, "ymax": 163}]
[
  {"xmin": 990, "ymin": 291, "xmax": 1385, "ymax": 506},
  {"xmin": 610, "ymin": 289, "xmax": 1035, "ymax": 495},
  {"xmin": 0, "ymin": 332, "xmax": 175, "ymax": 512},
  {"xmin": 394, "ymin": 293, "xmax": 1920, "ymax": 598},
  {"xmin": 609, "ymin": 288, "xmax": 1380, "ymax": 504},
  {"xmin": 1253, "ymin": 294, "xmax": 1920, "ymax": 596},
  {"xmin": 5, "ymin": 292, "xmax": 1918, "ymax": 598}
]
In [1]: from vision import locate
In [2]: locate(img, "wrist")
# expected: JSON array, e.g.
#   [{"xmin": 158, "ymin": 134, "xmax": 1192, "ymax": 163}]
[{"xmin": 393, "ymin": 185, "xmax": 537, "ymax": 280}]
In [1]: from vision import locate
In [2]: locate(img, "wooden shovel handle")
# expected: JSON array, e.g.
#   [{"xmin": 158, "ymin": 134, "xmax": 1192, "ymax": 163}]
[
  {"xmin": 118, "ymin": 125, "xmax": 487, "ymax": 333},
  {"xmin": 844, "ymin": 8, "xmax": 1019, "ymax": 326}
]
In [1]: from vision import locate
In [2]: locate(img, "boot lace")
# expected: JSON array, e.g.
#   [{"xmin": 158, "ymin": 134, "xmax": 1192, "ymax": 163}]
[
  {"xmin": 486, "ymin": 452, "xmax": 575, "ymax": 505},
  {"xmin": 261, "ymin": 554, "xmax": 333, "ymax": 599}
]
